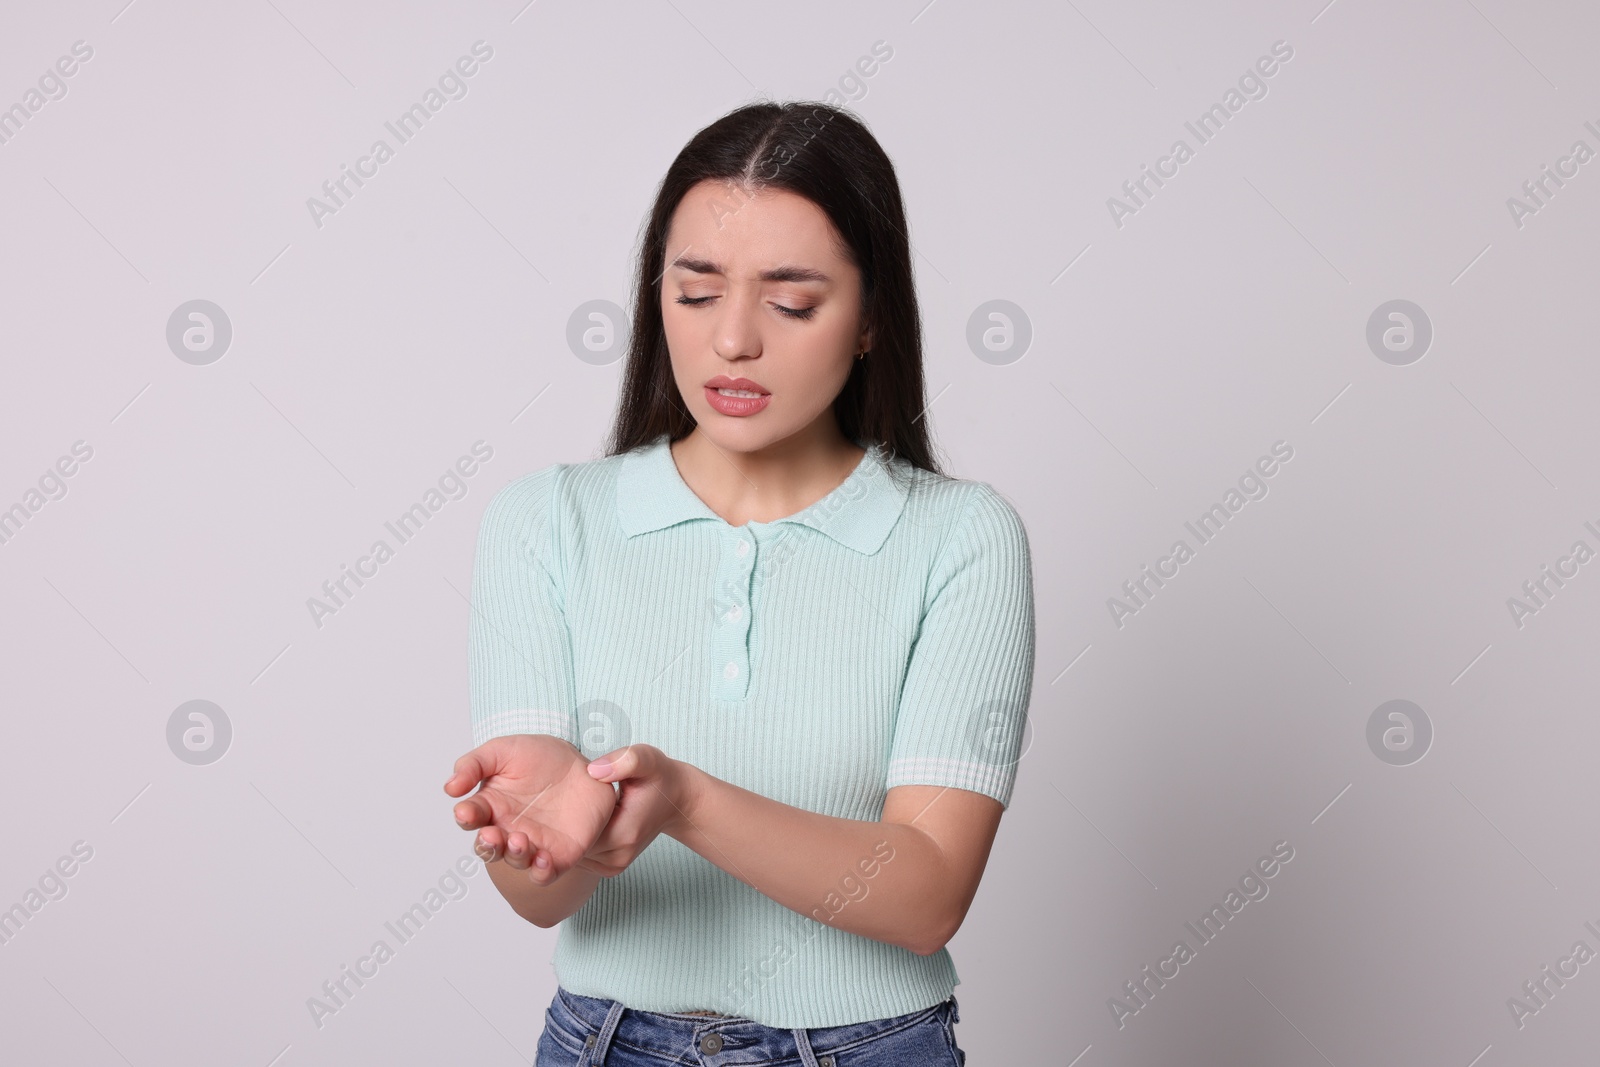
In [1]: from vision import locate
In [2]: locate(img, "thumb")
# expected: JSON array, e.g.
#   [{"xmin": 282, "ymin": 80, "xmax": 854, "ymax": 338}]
[{"xmin": 586, "ymin": 745, "xmax": 636, "ymax": 782}]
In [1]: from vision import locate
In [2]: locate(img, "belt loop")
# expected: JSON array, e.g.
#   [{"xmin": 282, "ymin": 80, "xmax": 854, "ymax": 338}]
[
  {"xmin": 588, "ymin": 1000, "xmax": 625, "ymax": 1065},
  {"xmin": 791, "ymin": 1027, "xmax": 823, "ymax": 1067}
]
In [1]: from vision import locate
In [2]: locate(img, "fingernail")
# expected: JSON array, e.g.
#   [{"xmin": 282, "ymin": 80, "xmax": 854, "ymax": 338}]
[
  {"xmin": 534, "ymin": 852, "xmax": 550, "ymax": 869},
  {"xmin": 587, "ymin": 759, "xmax": 612, "ymax": 777}
]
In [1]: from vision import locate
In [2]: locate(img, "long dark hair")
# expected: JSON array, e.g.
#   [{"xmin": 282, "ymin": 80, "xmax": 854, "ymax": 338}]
[{"xmin": 602, "ymin": 100, "xmax": 944, "ymax": 476}]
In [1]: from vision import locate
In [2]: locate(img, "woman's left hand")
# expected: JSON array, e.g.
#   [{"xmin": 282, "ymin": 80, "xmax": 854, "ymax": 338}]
[{"xmin": 576, "ymin": 743, "xmax": 701, "ymax": 878}]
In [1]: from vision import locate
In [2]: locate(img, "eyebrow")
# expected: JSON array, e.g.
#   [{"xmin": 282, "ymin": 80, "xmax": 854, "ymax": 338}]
[{"xmin": 667, "ymin": 254, "xmax": 831, "ymax": 285}]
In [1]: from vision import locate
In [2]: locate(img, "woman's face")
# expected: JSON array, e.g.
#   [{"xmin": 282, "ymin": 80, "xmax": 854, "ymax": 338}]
[{"xmin": 660, "ymin": 179, "xmax": 869, "ymax": 454}]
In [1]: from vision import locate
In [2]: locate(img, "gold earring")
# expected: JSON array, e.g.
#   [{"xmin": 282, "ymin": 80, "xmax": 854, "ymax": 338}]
[{"xmin": 856, "ymin": 349, "xmax": 868, "ymax": 360}]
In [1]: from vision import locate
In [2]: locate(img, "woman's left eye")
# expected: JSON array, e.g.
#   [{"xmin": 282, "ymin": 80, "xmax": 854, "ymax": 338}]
[{"xmin": 675, "ymin": 294, "xmax": 814, "ymax": 320}]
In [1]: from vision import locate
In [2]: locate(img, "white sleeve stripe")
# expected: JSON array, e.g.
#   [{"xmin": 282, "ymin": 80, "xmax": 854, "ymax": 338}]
[
  {"xmin": 471, "ymin": 708, "xmax": 576, "ymax": 747},
  {"xmin": 885, "ymin": 756, "xmax": 1015, "ymax": 804}
]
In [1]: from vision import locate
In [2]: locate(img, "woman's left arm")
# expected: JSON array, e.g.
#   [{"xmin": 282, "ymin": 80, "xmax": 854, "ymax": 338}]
[
  {"xmin": 684, "ymin": 768, "xmax": 1004, "ymax": 957},
  {"xmin": 581, "ymin": 744, "xmax": 1002, "ymax": 957},
  {"xmin": 573, "ymin": 485, "xmax": 1033, "ymax": 955}
]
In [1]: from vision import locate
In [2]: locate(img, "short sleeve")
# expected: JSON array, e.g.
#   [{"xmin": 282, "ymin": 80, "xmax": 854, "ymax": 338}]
[
  {"xmin": 886, "ymin": 484, "xmax": 1036, "ymax": 809},
  {"xmin": 466, "ymin": 464, "xmax": 580, "ymax": 749}
]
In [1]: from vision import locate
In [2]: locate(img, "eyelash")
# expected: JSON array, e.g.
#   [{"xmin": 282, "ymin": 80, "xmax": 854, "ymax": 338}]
[{"xmin": 675, "ymin": 294, "xmax": 817, "ymax": 321}]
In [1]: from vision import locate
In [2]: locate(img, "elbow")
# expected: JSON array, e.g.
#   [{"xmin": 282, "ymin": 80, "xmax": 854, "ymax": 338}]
[
  {"xmin": 520, "ymin": 905, "xmax": 570, "ymax": 929},
  {"xmin": 906, "ymin": 911, "xmax": 961, "ymax": 957},
  {"xmin": 510, "ymin": 900, "xmax": 563, "ymax": 928}
]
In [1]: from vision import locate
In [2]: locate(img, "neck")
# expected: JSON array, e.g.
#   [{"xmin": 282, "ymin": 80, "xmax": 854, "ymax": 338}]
[{"xmin": 670, "ymin": 427, "xmax": 868, "ymax": 527}]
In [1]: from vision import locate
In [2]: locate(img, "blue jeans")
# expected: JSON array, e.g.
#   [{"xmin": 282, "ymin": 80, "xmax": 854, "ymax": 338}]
[{"xmin": 535, "ymin": 986, "xmax": 967, "ymax": 1066}]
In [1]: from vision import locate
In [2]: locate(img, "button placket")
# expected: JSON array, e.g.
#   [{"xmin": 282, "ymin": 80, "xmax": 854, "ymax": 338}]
[{"xmin": 711, "ymin": 528, "xmax": 755, "ymax": 700}]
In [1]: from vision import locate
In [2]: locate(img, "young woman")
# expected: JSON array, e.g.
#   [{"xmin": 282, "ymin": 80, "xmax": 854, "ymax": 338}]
[{"xmin": 444, "ymin": 100, "xmax": 1035, "ymax": 1067}]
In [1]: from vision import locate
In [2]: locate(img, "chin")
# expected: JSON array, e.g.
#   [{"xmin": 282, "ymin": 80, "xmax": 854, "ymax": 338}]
[{"xmin": 694, "ymin": 421, "xmax": 792, "ymax": 456}]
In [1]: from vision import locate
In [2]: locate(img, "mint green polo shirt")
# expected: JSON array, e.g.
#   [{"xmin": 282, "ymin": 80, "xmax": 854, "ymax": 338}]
[{"xmin": 467, "ymin": 432, "xmax": 1036, "ymax": 1028}]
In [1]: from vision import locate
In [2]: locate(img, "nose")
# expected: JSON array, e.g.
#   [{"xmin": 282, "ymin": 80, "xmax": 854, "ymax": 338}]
[{"xmin": 709, "ymin": 289, "xmax": 763, "ymax": 361}]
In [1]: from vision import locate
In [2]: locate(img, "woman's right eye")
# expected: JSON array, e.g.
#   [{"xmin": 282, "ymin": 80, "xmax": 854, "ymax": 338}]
[{"xmin": 676, "ymin": 295, "xmax": 714, "ymax": 306}]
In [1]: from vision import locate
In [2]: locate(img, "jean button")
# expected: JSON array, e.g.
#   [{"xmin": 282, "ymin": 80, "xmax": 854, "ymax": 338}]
[
  {"xmin": 699, "ymin": 1032, "xmax": 724, "ymax": 1053},
  {"xmin": 584, "ymin": 1033, "xmax": 596, "ymax": 1047},
  {"xmin": 819, "ymin": 1057, "xmax": 834, "ymax": 1067}
]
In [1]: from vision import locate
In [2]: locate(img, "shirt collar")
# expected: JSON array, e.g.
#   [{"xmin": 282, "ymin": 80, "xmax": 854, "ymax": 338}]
[{"xmin": 616, "ymin": 433, "xmax": 910, "ymax": 555}]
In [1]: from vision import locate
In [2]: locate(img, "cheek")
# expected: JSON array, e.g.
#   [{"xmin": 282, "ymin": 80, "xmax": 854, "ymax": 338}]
[
  {"xmin": 662, "ymin": 332, "xmax": 710, "ymax": 402},
  {"xmin": 661, "ymin": 301, "xmax": 711, "ymax": 345},
  {"xmin": 792, "ymin": 354, "xmax": 856, "ymax": 403},
  {"xmin": 659, "ymin": 307, "xmax": 693, "ymax": 363}
]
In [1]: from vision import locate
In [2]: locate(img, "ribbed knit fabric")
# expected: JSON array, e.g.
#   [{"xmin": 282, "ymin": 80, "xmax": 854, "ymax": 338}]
[{"xmin": 467, "ymin": 432, "xmax": 1035, "ymax": 1028}]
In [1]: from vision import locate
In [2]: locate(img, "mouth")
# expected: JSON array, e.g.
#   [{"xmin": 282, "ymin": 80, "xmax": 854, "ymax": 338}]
[
  {"xmin": 702, "ymin": 377, "xmax": 772, "ymax": 417},
  {"xmin": 704, "ymin": 376, "xmax": 769, "ymax": 397}
]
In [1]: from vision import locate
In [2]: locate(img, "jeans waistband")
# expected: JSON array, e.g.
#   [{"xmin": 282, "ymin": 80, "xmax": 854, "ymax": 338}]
[{"xmin": 551, "ymin": 986, "xmax": 954, "ymax": 1066}]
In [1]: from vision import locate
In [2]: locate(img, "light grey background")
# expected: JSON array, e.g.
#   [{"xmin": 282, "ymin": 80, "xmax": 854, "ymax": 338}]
[{"xmin": 2, "ymin": 1, "xmax": 1597, "ymax": 1063}]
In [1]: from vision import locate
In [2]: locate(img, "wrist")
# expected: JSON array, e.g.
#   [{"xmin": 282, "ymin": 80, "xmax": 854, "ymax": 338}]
[{"xmin": 665, "ymin": 759, "xmax": 708, "ymax": 840}]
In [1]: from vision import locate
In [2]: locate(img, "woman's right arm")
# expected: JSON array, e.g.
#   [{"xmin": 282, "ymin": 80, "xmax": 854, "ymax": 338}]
[
  {"xmin": 484, "ymin": 853, "xmax": 603, "ymax": 928},
  {"xmin": 466, "ymin": 467, "xmax": 602, "ymax": 927},
  {"xmin": 460, "ymin": 733, "xmax": 612, "ymax": 927}
]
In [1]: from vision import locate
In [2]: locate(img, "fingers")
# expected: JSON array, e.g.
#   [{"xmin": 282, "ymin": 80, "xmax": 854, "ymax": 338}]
[
  {"xmin": 443, "ymin": 745, "xmax": 498, "ymax": 797},
  {"xmin": 512, "ymin": 837, "xmax": 563, "ymax": 885},
  {"xmin": 473, "ymin": 824, "xmax": 506, "ymax": 862},
  {"xmin": 587, "ymin": 742, "xmax": 646, "ymax": 783},
  {"xmin": 500, "ymin": 830, "xmax": 548, "ymax": 872},
  {"xmin": 457, "ymin": 796, "xmax": 561, "ymax": 875},
  {"xmin": 451, "ymin": 793, "xmax": 494, "ymax": 832},
  {"xmin": 474, "ymin": 823, "xmax": 564, "ymax": 882},
  {"xmin": 474, "ymin": 825, "xmax": 549, "ymax": 869}
]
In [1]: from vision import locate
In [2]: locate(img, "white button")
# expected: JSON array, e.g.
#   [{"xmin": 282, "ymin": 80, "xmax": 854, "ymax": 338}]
[
  {"xmin": 735, "ymin": 540, "xmax": 750, "ymax": 557},
  {"xmin": 727, "ymin": 604, "xmax": 742, "ymax": 621},
  {"xmin": 723, "ymin": 661, "xmax": 739, "ymax": 679}
]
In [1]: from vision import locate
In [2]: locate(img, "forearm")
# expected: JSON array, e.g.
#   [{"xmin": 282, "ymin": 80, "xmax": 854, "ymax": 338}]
[
  {"xmin": 484, "ymin": 855, "xmax": 603, "ymax": 928},
  {"xmin": 667, "ymin": 765, "xmax": 955, "ymax": 955}
]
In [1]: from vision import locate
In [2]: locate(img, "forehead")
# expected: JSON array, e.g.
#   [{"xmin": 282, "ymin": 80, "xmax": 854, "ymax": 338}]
[{"xmin": 665, "ymin": 179, "xmax": 848, "ymax": 269}]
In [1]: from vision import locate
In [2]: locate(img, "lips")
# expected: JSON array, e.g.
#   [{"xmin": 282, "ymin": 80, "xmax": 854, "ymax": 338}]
[
  {"xmin": 705, "ymin": 375, "xmax": 769, "ymax": 394},
  {"xmin": 703, "ymin": 381, "xmax": 772, "ymax": 418}
]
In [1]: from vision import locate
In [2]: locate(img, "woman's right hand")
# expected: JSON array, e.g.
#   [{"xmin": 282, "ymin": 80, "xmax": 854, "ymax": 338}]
[{"xmin": 445, "ymin": 734, "xmax": 618, "ymax": 885}]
